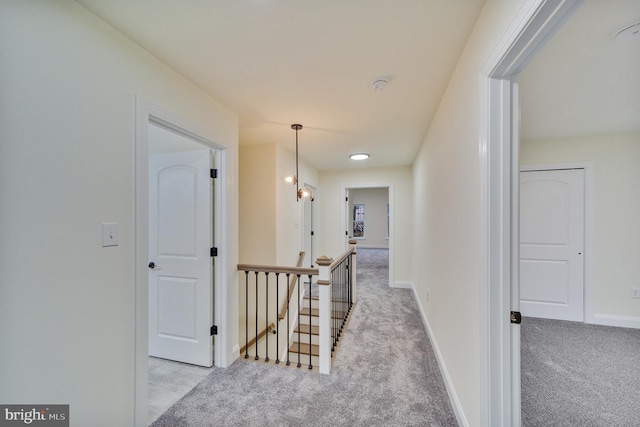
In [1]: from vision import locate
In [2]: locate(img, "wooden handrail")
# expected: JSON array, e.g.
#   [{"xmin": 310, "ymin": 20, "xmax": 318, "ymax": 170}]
[
  {"xmin": 279, "ymin": 252, "xmax": 305, "ymax": 320},
  {"xmin": 237, "ymin": 264, "xmax": 318, "ymax": 276},
  {"xmin": 239, "ymin": 322, "xmax": 275, "ymax": 356},
  {"xmin": 330, "ymin": 245, "xmax": 356, "ymax": 271}
]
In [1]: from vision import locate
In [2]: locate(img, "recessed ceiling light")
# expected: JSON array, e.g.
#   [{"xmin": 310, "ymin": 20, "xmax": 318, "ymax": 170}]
[{"xmin": 350, "ymin": 153, "xmax": 369, "ymax": 161}]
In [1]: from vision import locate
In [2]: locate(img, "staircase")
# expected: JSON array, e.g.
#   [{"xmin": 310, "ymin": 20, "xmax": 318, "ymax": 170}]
[
  {"xmin": 238, "ymin": 241, "xmax": 357, "ymax": 374},
  {"xmin": 289, "ymin": 296, "xmax": 320, "ymax": 367}
]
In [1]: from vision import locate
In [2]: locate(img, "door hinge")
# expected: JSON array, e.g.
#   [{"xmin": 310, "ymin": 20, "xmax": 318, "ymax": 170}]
[
  {"xmin": 311, "ymin": 231, "xmax": 315, "ymax": 236},
  {"xmin": 510, "ymin": 311, "xmax": 522, "ymax": 324},
  {"xmin": 210, "ymin": 247, "xmax": 218, "ymax": 257},
  {"xmin": 210, "ymin": 325, "xmax": 217, "ymax": 336},
  {"xmin": 345, "ymin": 196, "xmax": 348, "ymax": 202},
  {"xmin": 345, "ymin": 231, "xmax": 349, "ymax": 236},
  {"xmin": 210, "ymin": 169, "xmax": 218, "ymax": 179}
]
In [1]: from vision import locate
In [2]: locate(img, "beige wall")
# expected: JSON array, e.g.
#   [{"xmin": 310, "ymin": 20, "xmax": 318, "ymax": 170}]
[
  {"xmin": 349, "ymin": 187, "xmax": 390, "ymax": 248},
  {"xmin": 0, "ymin": 1, "xmax": 238, "ymax": 425},
  {"xmin": 239, "ymin": 143, "xmax": 319, "ymax": 266},
  {"xmin": 411, "ymin": 0, "xmax": 523, "ymax": 424},
  {"xmin": 240, "ymin": 144, "xmax": 277, "ymax": 265},
  {"xmin": 275, "ymin": 144, "xmax": 320, "ymax": 266},
  {"xmin": 521, "ymin": 132, "xmax": 640, "ymax": 324},
  {"xmin": 320, "ymin": 166, "xmax": 412, "ymax": 285}
]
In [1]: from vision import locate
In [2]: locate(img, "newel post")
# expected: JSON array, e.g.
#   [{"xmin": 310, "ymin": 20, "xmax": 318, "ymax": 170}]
[
  {"xmin": 349, "ymin": 239, "xmax": 357, "ymax": 304},
  {"xmin": 316, "ymin": 255, "xmax": 333, "ymax": 374}
]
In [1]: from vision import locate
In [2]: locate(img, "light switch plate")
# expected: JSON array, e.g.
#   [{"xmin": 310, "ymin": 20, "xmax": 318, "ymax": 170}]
[{"xmin": 102, "ymin": 223, "xmax": 120, "ymax": 247}]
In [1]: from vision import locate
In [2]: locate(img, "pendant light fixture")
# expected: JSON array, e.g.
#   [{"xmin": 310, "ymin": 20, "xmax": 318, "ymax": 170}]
[{"xmin": 290, "ymin": 123, "xmax": 313, "ymax": 202}]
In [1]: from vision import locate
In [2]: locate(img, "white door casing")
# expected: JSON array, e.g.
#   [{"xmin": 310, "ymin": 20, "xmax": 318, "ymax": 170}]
[
  {"xmin": 481, "ymin": 1, "xmax": 583, "ymax": 425},
  {"xmin": 520, "ymin": 169, "xmax": 585, "ymax": 321},
  {"xmin": 148, "ymin": 149, "xmax": 213, "ymax": 367}
]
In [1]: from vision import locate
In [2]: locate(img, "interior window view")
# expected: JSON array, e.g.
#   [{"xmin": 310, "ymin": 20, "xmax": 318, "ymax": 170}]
[
  {"xmin": 2, "ymin": 1, "xmax": 639, "ymax": 426},
  {"xmin": 352, "ymin": 204, "xmax": 365, "ymax": 238}
]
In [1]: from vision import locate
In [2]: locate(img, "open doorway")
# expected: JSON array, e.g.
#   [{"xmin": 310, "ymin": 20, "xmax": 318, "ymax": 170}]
[
  {"xmin": 484, "ymin": 0, "xmax": 639, "ymax": 424},
  {"xmin": 302, "ymin": 183, "xmax": 318, "ymax": 268},
  {"xmin": 517, "ymin": 1, "xmax": 640, "ymax": 424},
  {"xmin": 345, "ymin": 186, "xmax": 392, "ymax": 286},
  {"xmin": 134, "ymin": 98, "xmax": 231, "ymax": 426},
  {"xmin": 147, "ymin": 122, "xmax": 217, "ymax": 422}
]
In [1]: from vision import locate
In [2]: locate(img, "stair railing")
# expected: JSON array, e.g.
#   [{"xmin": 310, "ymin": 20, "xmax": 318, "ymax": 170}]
[
  {"xmin": 238, "ymin": 252, "xmax": 305, "ymax": 356},
  {"xmin": 237, "ymin": 240, "xmax": 357, "ymax": 374}
]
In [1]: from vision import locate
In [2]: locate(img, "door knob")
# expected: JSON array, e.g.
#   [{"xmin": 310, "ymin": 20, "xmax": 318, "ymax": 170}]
[{"xmin": 148, "ymin": 262, "xmax": 156, "ymax": 269}]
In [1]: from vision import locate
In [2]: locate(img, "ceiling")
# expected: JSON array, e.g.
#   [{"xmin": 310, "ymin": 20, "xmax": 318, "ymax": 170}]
[
  {"xmin": 520, "ymin": 0, "xmax": 640, "ymax": 142},
  {"xmin": 75, "ymin": 0, "xmax": 486, "ymax": 170},
  {"xmin": 75, "ymin": 1, "xmax": 640, "ymax": 170}
]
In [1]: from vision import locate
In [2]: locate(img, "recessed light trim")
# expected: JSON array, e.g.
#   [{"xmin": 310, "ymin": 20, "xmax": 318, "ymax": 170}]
[
  {"xmin": 615, "ymin": 22, "xmax": 640, "ymax": 42},
  {"xmin": 350, "ymin": 153, "xmax": 369, "ymax": 161}
]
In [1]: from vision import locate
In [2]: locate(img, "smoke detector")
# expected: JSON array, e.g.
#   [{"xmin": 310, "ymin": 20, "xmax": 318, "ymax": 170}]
[
  {"xmin": 371, "ymin": 78, "xmax": 389, "ymax": 91},
  {"xmin": 615, "ymin": 22, "xmax": 640, "ymax": 42}
]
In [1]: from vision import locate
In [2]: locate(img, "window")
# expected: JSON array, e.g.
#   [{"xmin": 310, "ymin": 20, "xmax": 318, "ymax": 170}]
[
  {"xmin": 353, "ymin": 204, "xmax": 365, "ymax": 238},
  {"xmin": 387, "ymin": 203, "xmax": 390, "ymax": 239}
]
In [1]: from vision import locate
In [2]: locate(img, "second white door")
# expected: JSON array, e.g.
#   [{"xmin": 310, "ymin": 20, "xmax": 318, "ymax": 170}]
[{"xmin": 519, "ymin": 168, "xmax": 585, "ymax": 321}]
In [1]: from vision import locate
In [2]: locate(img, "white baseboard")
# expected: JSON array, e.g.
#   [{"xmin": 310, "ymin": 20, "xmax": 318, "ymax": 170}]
[
  {"xmin": 411, "ymin": 288, "xmax": 469, "ymax": 427},
  {"xmin": 391, "ymin": 281, "xmax": 413, "ymax": 289},
  {"xmin": 225, "ymin": 344, "xmax": 240, "ymax": 367},
  {"xmin": 592, "ymin": 314, "xmax": 640, "ymax": 329}
]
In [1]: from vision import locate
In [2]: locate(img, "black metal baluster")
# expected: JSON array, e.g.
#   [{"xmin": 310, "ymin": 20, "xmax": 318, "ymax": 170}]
[
  {"xmin": 254, "ymin": 271, "xmax": 259, "ymax": 361},
  {"xmin": 286, "ymin": 273, "xmax": 291, "ymax": 366},
  {"xmin": 347, "ymin": 254, "xmax": 356, "ymax": 313},
  {"xmin": 275, "ymin": 272, "xmax": 280, "ymax": 364},
  {"xmin": 332, "ymin": 268, "xmax": 336, "ymax": 350},
  {"xmin": 308, "ymin": 275, "xmax": 313, "ymax": 370},
  {"xmin": 341, "ymin": 259, "xmax": 346, "ymax": 332},
  {"xmin": 264, "ymin": 272, "xmax": 269, "ymax": 363},
  {"xmin": 297, "ymin": 274, "xmax": 301, "ymax": 368},
  {"xmin": 244, "ymin": 271, "xmax": 249, "ymax": 359},
  {"xmin": 332, "ymin": 270, "xmax": 336, "ymax": 351},
  {"xmin": 336, "ymin": 266, "xmax": 340, "ymax": 340}
]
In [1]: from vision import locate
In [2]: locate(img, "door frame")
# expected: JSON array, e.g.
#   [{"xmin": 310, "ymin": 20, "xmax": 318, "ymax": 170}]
[
  {"xmin": 342, "ymin": 184, "xmax": 395, "ymax": 287},
  {"xmin": 519, "ymin": 162, "xmax": 594, "ymax": 323},
  {"xmin": 480, "ymin": 0, "xmax": 583, "ymax": 425},
  {"xmin": 134, "ymin": 97, "xmax": 231, "ymax": 426},
  {"xmin": 302, "ymin": 182, "xmax": 317, "ymax": 267}
]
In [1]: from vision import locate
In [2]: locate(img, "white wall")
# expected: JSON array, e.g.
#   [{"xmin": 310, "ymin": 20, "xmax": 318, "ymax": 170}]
[
  {"xmin": 0, "ymin": 1, "xmax": 238, "ymax": 426},
  {"xmin": 320, "ymin": 166, "xmax": 412, "ymax": 284},
  {"xmin": 411, "ymin": 0, "xmax": 523, "ymax": 424},
  {"xmin": 348, "ymin": 188, "xmax": 389, "ymax": 248},
  {"xmin": 521, "ymin": 132, "xmax": 640, "ymax": 324}
]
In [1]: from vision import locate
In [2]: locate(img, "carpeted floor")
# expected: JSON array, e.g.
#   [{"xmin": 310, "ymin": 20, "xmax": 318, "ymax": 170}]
[
  {"xmin": 521, "ymin": 316, "xmax": 640, "ymax": 426},
  {"xmin": 151, "ymin": 248, "xmax": 457, "ymax": 427}
]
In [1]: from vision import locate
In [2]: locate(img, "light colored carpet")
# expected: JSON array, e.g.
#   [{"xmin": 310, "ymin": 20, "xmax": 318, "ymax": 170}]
[
  {"xmin": 151, "ymin": 248, "xmax": 457, "ymax": 426},
  {"xmin": 521, "ymin": 316, "xmax": 640, "ymax": 426}
]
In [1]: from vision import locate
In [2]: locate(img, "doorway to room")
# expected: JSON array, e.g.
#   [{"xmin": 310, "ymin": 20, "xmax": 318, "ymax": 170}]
[
  {"xmin": 344, "ymin": 186, "xmax": 392, "ymax": 286},
  {"xmin": 134, "ymin": 98, "xmax": 230, "ymax": 426}
]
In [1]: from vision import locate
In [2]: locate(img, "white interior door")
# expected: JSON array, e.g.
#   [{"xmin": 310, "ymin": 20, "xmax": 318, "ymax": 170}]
[
  {"xmin": 149, "ymin": 149, "xmax": 213, "ymax": 367},
  {"xmin": 520, "ymin": 168, "xmax": 585, "ymax": 321}
]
